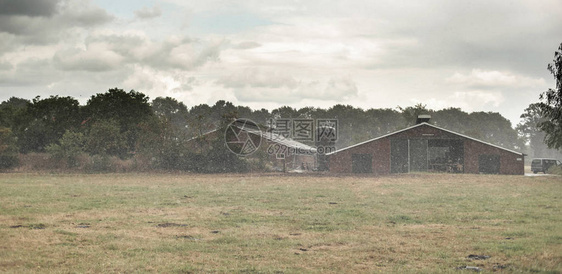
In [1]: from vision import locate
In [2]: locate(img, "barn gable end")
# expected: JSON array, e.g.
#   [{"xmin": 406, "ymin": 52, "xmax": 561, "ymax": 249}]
[{"xmin": 327, "ymin": 123, "xmax": 524, "ymax": 175}]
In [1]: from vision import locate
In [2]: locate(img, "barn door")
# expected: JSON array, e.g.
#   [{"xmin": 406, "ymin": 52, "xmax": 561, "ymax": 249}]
[
  {"xmin": 352, "ymin": 154, "xmax": 372, "ymax": 173},
  {"xmin": 478, "ymin": 155, "xmax": 500, "ymax": 174},
  {"xmin": 409, "ymin": 139, "xmax": 428, "ymax": 172},
  {"xmin": 391, "ymin": 139, "xmax": 409, "ymax": 173}
]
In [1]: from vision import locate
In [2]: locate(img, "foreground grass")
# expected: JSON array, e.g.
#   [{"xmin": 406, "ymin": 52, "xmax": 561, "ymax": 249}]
[{"xmin": 0, "ymin": 173, "xmax": 561, "ymax": 273}]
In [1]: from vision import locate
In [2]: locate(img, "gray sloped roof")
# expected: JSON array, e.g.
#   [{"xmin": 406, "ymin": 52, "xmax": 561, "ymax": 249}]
[
  {"xmin": 187, "ymin": 122, "xmax": 316, "ymax": 154},
  {"xmin": 327, "ymin": 122, "xmax": 523, "ymax": 156},
  {"xmin": 241, "ymin": 127, "xmax": 317, "ymax": 154}
]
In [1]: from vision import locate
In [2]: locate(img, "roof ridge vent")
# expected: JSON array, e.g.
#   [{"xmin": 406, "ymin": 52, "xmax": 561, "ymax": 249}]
[{"xmin": 416, "ymin": 114, "xmax": 431, "ymax": 124}]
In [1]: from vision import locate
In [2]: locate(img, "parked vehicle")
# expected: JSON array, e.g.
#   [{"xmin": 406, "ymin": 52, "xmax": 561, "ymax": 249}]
[{"xmin": 531, "ymin": 158, "xmax": 562, "ymax": 174}]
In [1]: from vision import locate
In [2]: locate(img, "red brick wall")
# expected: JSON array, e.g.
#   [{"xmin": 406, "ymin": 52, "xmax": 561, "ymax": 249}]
[
  {"xmin": 327, "ymin": 138, "xmax": 391, "ymax": 174},
  {"xmin": 464, "ymin": 139, "xmax": 524, "ymax": 175},
  {"xmin": 328, "ymin": 124, "xmax": 524, "ymax": 175},
  {"xmin": 373, "ymin": 139, "xmax": 391, "ymax": 174}
]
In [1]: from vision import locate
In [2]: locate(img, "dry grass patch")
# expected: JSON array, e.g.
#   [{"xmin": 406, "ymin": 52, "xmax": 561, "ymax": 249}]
[{"xmin": 0, "ymin": 172, "xmax": 561, "ymax": 273}]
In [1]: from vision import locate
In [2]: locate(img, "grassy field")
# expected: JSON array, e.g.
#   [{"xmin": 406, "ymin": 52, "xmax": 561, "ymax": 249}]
[{"xmin": 0, "ymin": 173, "xmax": 561, "ymax": 273}]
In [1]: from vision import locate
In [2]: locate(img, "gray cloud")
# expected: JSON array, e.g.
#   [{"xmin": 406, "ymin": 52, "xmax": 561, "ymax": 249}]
[
  {"xmin": 355, "ymin": 0, "xmax": 562, "ymax": 77},
  {"xmin": 58, "ymin": 1, "xmax": 113, "ymax": 27},
  {"xmin": 0, "ymin": 0, "xmax": 113, "ymax": 45},
  {"xmin": 0, "ymin": 59, "xmax": 12, "ymax": 70},
  {"xmin": 140, "ymin": 38, "xmax": 222, "ymax": 70},
  {"xmin": 134, "ymin": 6, "xmax": 162, "ymax": 19},
  {"xmin": 53, "ymin": 47, "xmax": 123, "ymax": 72},
  {"xmin": 0, "ymin": 58, "xmax": 60, "ymax": 86},
  {"xmin": 50, "ymin": 33, "xmax": 223, "ymax": 72},
  {"xmin": 0, "ymin": 0, "xmax": 60, "ymax": 17}
]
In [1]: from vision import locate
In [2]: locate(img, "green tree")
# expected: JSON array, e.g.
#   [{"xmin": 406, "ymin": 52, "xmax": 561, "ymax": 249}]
[
  {"xmin": 365, "ymin": 108, "xmax": 404, "ymax": 137},
  {"xmin": 0, "ymin": 127, "xmax": 18, "ymax": 169},
  {"xmin": 330, "ymin": 105, "xmax": 371, "ymax": 146},
  {"xmin": 188, "ymin": 103, "xmax": 214, "ymax": 138},
  {"xmin": 46, "ymin": 130, "xmax": 85, "ymax": 168},
  {"xmin": 136, "ymin": 116, "xmax": 193, "ymax": 170},
  {"xmin": 84, "ymin": 88, "xmax": 153, "ymax": 155},
  {"xmin": 18, "ymin": 96, "xmax": 81, "ymax": 152},
  {"xmin": 466, "ymin": 112, "xmax": 524, "ymax": 150},
  {"xmin": 0, "ymin": 97, "xmax": 30, "ymax": 129},
  {"xmin": 431, "ymin": 108, "xmax": 471, "ymax": 133},
  {"xmin": 271, "ymin": 106, "xmax": 298, "ymax": 119},
  {"xmin": 398, "ymin": 103, "xmax": 431, "ymax": 127},
  {"xmin": 200, "ymin": 136, "xmax": 248, "ymax": 173},
  {"xmin": 152, "ymin": 97, "xmax": 190, "ymax": 132},
  {"xmin": 85, "ymin": 120, "xmax": 128, "ymax": 158},
  {"xmin": 538, "ymin": 42, "xmax": 562, "ymax": 150}
]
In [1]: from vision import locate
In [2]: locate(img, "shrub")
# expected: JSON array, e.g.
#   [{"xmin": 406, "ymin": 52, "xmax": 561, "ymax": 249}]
[
  {"xmin": 85, "ymin": 120, "xmax": 128, "ymax": 158},
  {"xmin": 85, "ymin": 154, "xmax": 112, "ymax": 173},
  {"xmin": 194, "ymin": 139, "xmax": 248, "ymax": 173},
  {"xmin": 46, "ymin": 131, "xmax": 85, "ymax": 168},
  {"xmin": 17, "ymin": 153, "xmax": 55, "ymax": 171}
]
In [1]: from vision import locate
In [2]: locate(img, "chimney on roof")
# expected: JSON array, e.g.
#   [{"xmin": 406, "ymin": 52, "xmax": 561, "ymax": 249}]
[{"xmin": 416, "ymin": 114, "xmax": 431, "ymax": 124}]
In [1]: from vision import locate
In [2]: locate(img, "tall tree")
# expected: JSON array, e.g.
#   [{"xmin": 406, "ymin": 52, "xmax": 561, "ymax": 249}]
[
  {"xmin": 0, "ymin": 97, "xmax": 30, "ymax": 153},
  {"xmin": 271, "ymin": 106, "xmax": 298, "ymax": 119},
  {"xmin": 0, "ymin": 97, "xmax": 29, "ymax": 129},
  {"xmin": 326, "ymin": 104, "xmax": 368, "ymax": 148},
  {"xmin": 467, "ymin": 111, "xmax": 523, "ymax": 150},
  {"xmin": 538, "ymin": 42, "xmax": 562, "ymax": 150},
  {"xmin": 0, "ymin": 127, "xmax": 18, "ymax": 169},
  {"xmin": 517, "ymin": 103, "xmax": 545, "ymax": 151},
  {"xmin": 516, "ymin": 103, "xmax": 562, "ymax": 158},
  {"xmin": 84, "ymin": 88, "xmax": 152, "ymax": 155},
  {"xmin": 188, "ymin": 103, "xmax": 214, "ymax": 137},
  {"xmin": 398, "ymin": 103, "xmax": 431, "ymax": 127},
  {"xmin": 152, "ymin": 97, "xmax": 189, "ymax": 133},
  {"xmin": 365, "ymin": 108, "xmax": 404, "ymax": 137},
  {"xmin": 431, "ymin": 108, "xmax": 471, "ymax": 133},
  {"xmin": 17, "ymin": 96, "xmax": 81, "ymax": 152}
]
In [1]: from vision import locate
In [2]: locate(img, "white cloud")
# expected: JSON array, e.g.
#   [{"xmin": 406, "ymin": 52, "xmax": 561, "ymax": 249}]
[
  {"xmin": 451, "ymin": 90, "xmax": 504, "ymax": 107},
  {"xmin": 218, "ymin": 68, "xmax": 297, "ymax": 89},
  {"xmin": 408, "ymin": 89, "xmax": 505, "ymax": 114},
  {"xmin": 446, "ymin": 69, "xmax": 545, "ymax": 89},
  {"xmin": 232, "ymin": 41, "xmax": 261, "ymax": 50},
  {"xmin": 229, "ymin": 74, "xmax": 358, "ymax": 103},
  {"xmin": 53, "ymin": 45, "xmax": 124, "ymax": 72}
]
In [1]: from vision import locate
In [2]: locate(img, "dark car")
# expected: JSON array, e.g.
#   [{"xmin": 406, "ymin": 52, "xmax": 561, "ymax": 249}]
[{"xmin": 531, "ymin": 158, "xmax": 561, "ymax": 174}]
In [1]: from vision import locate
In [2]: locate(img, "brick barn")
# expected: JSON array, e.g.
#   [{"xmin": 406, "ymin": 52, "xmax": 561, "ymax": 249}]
[{"xmin": 326, "ymin": 120, "xmax": 524, "ymax": 175}]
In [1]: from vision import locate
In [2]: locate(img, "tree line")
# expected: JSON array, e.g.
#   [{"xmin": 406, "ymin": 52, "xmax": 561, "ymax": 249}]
[
  {"xmin": 0, "ymin": 87, "xmax": 547, "ymax": 172},
  {"xmin": 2, "ymin": 42, "xmax": 562, "ymax": 172}
]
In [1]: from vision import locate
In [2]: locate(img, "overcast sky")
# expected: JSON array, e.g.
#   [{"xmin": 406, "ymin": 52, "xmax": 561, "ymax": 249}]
[{"xmin": 0, "ymin": 0, "xmax": 560, "ymax": 126}]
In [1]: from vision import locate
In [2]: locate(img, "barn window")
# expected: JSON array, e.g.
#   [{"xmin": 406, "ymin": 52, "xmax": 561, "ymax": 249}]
[{"xmin": 478, "ymin": 155, "xmax": 500, "ymax": 174}]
